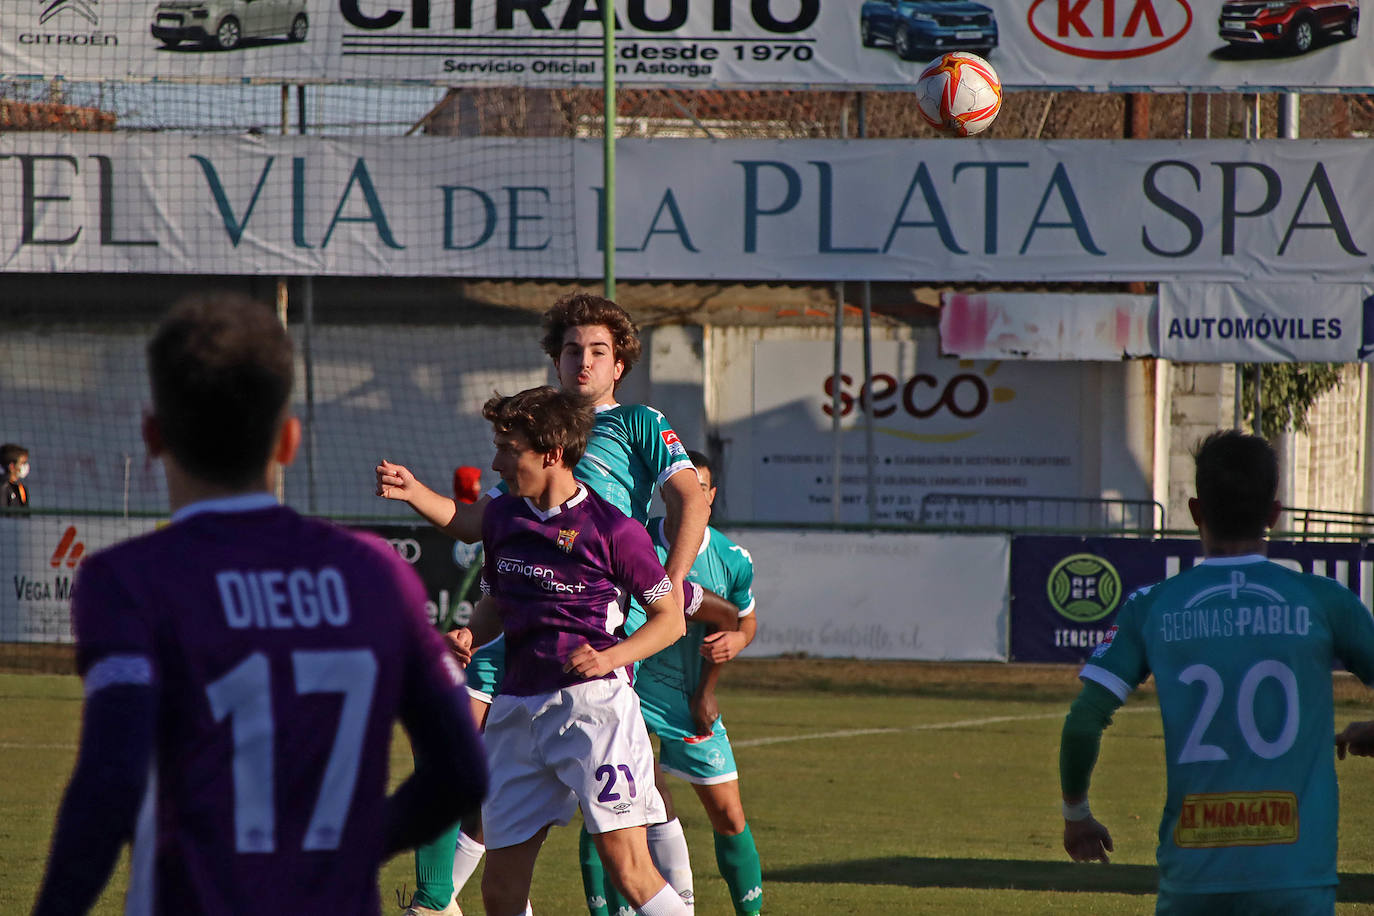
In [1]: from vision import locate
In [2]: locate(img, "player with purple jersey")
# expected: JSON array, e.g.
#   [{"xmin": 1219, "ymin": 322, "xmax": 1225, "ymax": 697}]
[
  {"xmin": 32, "ymin": 293, "xmax": 487, "ymax": 916},
  {"xmin": 483, "ymin": 489, "xmax": 678, "ymax": 698},
  {"xmin": 465, "ymin": 386, "xmax": 692, "ymax": 916}
]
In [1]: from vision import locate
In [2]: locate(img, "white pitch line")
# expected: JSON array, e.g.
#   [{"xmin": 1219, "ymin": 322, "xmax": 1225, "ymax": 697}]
[
  {"xmin": 0, "ymin": 706, "xmax": 1156, "ymax": 754},
  {"xmin": 733, "ymin": 705, "xmax": 1154, "ymax": 749}
]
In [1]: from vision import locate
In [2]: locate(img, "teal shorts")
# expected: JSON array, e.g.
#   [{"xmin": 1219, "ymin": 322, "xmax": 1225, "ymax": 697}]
[
  {"xmin": 637, "ymin": 684, "xmax": 739, "ymax": 785},
  {"xmin": 1156, "ymin": 886, "xmax": 1334, "ymax": 916},
  {"xmin": 466, "ymin": 635, "xmax": 505, "ymax": 703}
]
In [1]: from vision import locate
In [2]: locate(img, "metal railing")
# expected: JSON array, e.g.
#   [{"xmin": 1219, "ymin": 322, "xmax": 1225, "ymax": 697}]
[
  {"xmin": 918, "ymin": 493, "xmax": 1165, "ymax": 535},
  {"xmin": 1280, "ymin": 506, "xmax": 1374, "ymax": 542}
]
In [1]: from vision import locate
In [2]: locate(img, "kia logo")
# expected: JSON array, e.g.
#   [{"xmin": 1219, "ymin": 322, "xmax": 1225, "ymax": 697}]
[
  {"xmin": 1027, "ymin": 0, "xmax": 1192, "ymax": 59},
  {"xmin": 388, "ymin": 538, "xmax": 422, "ymax": 564}
]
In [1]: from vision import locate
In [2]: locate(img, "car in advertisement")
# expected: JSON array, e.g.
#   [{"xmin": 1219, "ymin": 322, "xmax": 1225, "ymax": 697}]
[
  {"xmin": 860, "ymin": 0, "xmax": 998, "ymax": 61},
  {"xmin": 151, "ymin": 0, "xmax": 309, "ymax": 51},
  {"xmin": 1218, "ymin": 0, "xmax": 1359, "ymax": 53}
]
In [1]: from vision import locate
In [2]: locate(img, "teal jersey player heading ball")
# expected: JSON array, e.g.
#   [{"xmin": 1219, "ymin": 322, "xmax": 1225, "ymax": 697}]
[{"xmin": 1082, "ymin": 556, "xmax": 1374, "ymax": 895}]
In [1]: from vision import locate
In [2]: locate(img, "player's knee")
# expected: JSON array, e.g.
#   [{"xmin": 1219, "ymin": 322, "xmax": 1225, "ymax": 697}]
[{"xmin": 709, "ymin": 804, "xmax": 747, "ymax": 835}]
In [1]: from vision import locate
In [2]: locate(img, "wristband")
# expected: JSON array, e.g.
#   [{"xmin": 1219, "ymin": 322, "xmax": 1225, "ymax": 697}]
[
  {"xmin": 1062, "ymin": 799, "xmax": 1092, "ymax": 822},
  {"xmin": 683, "ymin": 580, "xmax": 703, "ymax": 617}
]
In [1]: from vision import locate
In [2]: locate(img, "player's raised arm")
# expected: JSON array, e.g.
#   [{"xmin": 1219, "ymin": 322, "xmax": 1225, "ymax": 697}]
[
  {"xmin": 659, "ymin": 466, "xmax": 710, "ymax": 593},
  {"xmin": 376, "ymin": 458, "xmax": 486, "ymax": 543}
]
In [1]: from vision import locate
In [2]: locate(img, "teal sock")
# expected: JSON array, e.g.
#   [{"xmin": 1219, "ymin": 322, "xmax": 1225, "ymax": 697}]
[
  {"xmin": 411, "ymin": 742, "xmax": 460, "ymax": 909},
  {"xmin": 714, "ymin": 824, "xmax": 763, "ymax": 915},
  {"xmin": 412, "ymin": 819, "xmax": 460, "ymax": 908},
  {"xmin": 579, "ymin": 825, "xmax": 611, "ymax": 916}
]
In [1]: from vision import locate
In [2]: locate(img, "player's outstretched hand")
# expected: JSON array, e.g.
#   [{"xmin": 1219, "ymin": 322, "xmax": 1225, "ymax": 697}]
[
  {"xmin": 445, "ymin": 628, "xmax": 474, "ymax": 667},
  {"xmin": 376, "ymin": 459, "xmax": 416, "ymax": 501},
  {"xmin": 1064, "ymin": 816, "xmax": 1113, "ymax": 864},
  {"xmin": 564, "ymin": 642, "xmax": 613, "ymax": 679},
  {"xmin": 1336, "ymin": 721, "xmax": 1374, "ymax": 759},
  {"xmin": 701, "ymin": 630, "xmax": 746, "ymax": 663}
]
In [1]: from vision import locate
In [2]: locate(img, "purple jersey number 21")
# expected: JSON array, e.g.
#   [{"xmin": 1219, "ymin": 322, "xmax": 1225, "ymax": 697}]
[{"xmin": 595, "ymin": 764, "xmax": 638, "ymax": 802}]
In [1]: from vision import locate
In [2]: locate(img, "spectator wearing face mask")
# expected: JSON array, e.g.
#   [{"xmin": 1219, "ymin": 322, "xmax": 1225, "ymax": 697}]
[{"xmin": 2, "ymin": 443, "xmax": 29, "ymax": 509}]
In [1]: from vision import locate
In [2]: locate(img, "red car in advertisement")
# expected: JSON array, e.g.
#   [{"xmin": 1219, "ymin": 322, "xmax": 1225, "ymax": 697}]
[{"xmin": 1219, "ymin": 0, "xmax": 1359, "ymax": 53}]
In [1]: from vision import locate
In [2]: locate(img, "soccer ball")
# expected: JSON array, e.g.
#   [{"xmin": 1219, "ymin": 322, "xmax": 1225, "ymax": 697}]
[{"xmin": 915, "ymin": 52, "xmax": 1002, "ymax": 137}]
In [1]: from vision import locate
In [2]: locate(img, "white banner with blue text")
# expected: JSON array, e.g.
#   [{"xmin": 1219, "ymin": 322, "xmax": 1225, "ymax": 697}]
[
  {"xmin": 8, "ymin": 135, "xmax": 1374, "ymax": 282},
  {"xmin": 1158, "ymin": 282, "xmax": 1374, "ymax": 362}
]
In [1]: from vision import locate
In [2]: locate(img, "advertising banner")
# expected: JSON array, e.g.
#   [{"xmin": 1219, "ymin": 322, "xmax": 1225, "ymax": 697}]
[
  {"xmin": 1010, "ymin": 535, "xmax": 1374, "ymax": 663},
  {"xmin": 939, "ymin": 292, "xmax": 1156, "ymax": 360},
  {"xmin": 8, "ymin": 135, "xmax": 1374, "ymax": 282},
  {"xmin": 0, "ymin": 516, "xmax": 158, "ymax": 643},
  {"xmin": 1159, "ymin": 282, "xmax": 1374, "ymax": 362},
  {"xmin": 2, "ymin": 0, "xmax": 1370, "ymax": 91},
  {"xmin": 735, "ymin": 529, "xmax": 1009, "ymax": 661},
  {"xmin": 0, "ymin": 516, "xmax": 477, "ymax": 644},
  {"xmin": 345, "ymin": 523, "xmax": 485, "ymax": 629},
  {"xmin": 750, "ymin": 337, "xmax": 1085, "ymax": 525}
]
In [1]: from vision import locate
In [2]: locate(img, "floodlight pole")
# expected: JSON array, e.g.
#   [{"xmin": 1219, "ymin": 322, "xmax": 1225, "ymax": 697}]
[{"xmin": 602, "ymin": 0, "xmax": 616, "ymax": 300}]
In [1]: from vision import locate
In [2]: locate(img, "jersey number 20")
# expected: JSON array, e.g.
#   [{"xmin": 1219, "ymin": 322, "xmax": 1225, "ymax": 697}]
[
  {"xmin": 1178, "ymin": 659, "xmax": 1299, "ymax": 764},
  {"xmin": 206, "ymin": 649, "xmax": 378, "ymax": 853}
]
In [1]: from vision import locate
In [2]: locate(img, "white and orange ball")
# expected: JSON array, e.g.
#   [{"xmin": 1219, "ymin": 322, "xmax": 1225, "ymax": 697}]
[{"xmin": 915, "ymin": 52, "xmax": 1002, "ymax": 137}]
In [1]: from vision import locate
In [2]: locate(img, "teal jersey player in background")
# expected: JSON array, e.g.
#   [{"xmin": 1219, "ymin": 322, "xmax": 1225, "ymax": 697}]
[
  {"xmin": 376, "ymin": 293, "xmax": 712, "ymax": 916},
  {"xmin": 638, "ymin": 449, "xmax": 763, "ymax": 916},
  {"xmin": 1059, "ymin": 429, "xmax": 1374, "ymax": 916}
]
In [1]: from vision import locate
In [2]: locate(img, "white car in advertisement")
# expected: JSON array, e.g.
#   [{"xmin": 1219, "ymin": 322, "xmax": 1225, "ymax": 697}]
[{"xmin": 151, "ymin": 0, "xmax": 308, "ymax": 51}]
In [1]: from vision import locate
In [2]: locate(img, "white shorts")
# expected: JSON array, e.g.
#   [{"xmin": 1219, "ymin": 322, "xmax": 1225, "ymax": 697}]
[{"xmin": 480, "ymin": 676, "xmax": 667, "ymax": 850}]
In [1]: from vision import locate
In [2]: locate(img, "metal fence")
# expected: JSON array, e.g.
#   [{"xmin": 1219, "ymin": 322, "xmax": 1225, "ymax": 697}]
[{"xmin": 918, "ymin": 493, "xmax": 1165, "ymax": 535}]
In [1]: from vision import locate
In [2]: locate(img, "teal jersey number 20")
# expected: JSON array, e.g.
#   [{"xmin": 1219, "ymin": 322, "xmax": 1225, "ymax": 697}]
[{"xmin": 1081, "ymin": 555, "xmax": 1374, "ymax": 896}]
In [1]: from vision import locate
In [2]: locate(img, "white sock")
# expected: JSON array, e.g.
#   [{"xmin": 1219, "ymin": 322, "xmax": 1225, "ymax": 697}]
[
  {"xmin": 646, "ymin": 818, "xmax": 694, "ymax": 911},
  {"xmin": 636, "ymin": 883, "xmax": 691, "ymax": 915},
  {"xmin": 450, "ymin": 830, "xmax": 485, "ymax": 894}
]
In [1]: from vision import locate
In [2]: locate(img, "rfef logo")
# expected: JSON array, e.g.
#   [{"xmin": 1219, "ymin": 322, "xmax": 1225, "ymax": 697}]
[
  {"xmin": 1047, "ymin": 553, "xmax": 1121, "ymax": 622},
  {"xmin": 50, "ymin": 526, "xmax": 86, "ymax": 569},
  {"xmin": 1027, "ymin": 0, "xmax": 1193, "ymax": 58}
]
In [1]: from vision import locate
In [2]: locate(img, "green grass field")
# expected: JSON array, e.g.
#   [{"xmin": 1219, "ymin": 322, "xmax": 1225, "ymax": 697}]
[{"xmin": 7, "ymin": 659, "xmax": 1374, "ymax": 914}]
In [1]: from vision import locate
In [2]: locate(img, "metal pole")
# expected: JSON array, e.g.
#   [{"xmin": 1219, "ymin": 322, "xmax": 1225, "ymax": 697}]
[
  {"xmin": 1254, "ymin": 364, "xmax": 1263, "ymax": 436},
  {"xmin": 831, "ymin": 282, "xmax": 845, "ymax": 523},
  {"xmin": 274, "ymin": 281, "xmax": 288, "ymax": 504},
  {"xmin": 861, "ymin": 281, "xmax": 876, "ymax": 525},
  {"xmin": 303, "ymin": 277, "xmax": 316, "ymax": 513},
  {"xmin": 1279, "ymin": 92, "xmax": 1299, "ymax": 138},
  {"xmin": 602, "ymin": 0, "xmax": 616, "ymax": 300},
  {"xmin": 857, "ymin": 92, "xmax": 876, "ymax": 525}
]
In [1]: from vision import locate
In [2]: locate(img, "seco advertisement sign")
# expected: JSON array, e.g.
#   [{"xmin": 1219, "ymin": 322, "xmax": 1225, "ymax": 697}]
[
  {"xmin": 1, "ymin": 0, "xmax": 1370, "ymax": 91},
  {"xmin": 750, "ymin": 336, "xmax": 1084, "ymax": 525}
]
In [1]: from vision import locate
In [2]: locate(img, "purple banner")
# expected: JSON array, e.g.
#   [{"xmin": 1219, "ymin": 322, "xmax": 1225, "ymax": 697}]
[{"xmin": 1010, "ymin": 536, "xmax": 1374, "ymax": 663}]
